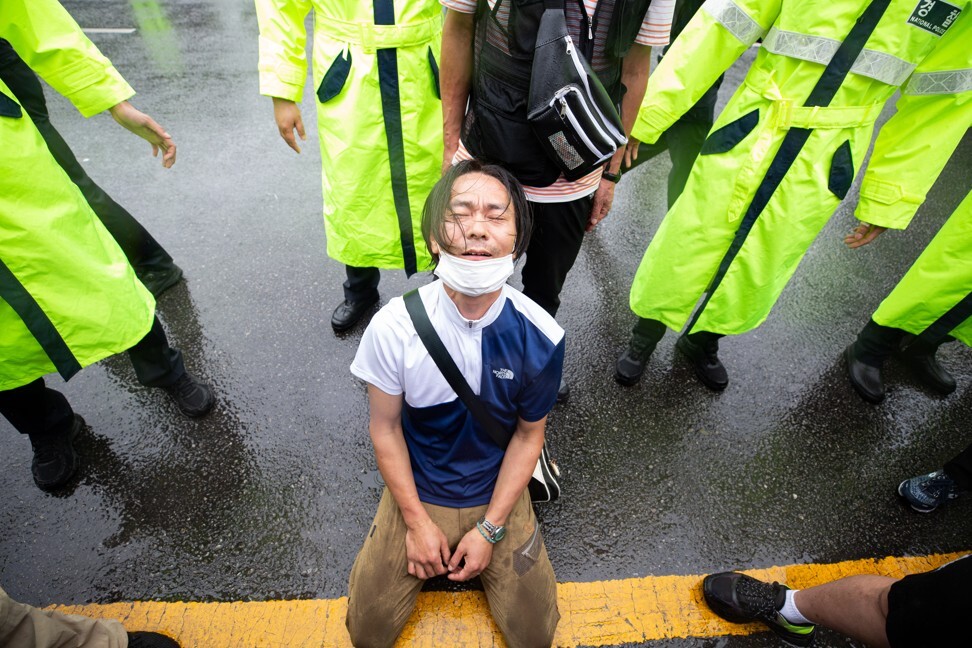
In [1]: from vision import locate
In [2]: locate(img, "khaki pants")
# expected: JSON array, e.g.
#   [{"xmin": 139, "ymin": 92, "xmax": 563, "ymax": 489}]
[
  {"xmin": 346, "ymin": 489, "xmax": 559, "ymax": 648},
  {"xmin": 0, "ymin": 585, "xmax": 127, "ymax": 648}
]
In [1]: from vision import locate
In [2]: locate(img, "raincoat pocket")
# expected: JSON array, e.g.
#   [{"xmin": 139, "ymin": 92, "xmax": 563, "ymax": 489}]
[
  {"xmin": 700, "ymin": 109, "xmax": 759, "ymax": 155},
  {"xmin": 0, "ymin": 90, "xmax": 22, "ymax": 118},
  {"xmin": 828, "ymin": 140, "xmax": 854, "ymax": 200},
  {"xmin": 317, "ymin": 50, "xmax": 351, "ymax": 104},
  {"xmin": 428, "ymin": 47, "xmax": 440, "ymax": 99}
]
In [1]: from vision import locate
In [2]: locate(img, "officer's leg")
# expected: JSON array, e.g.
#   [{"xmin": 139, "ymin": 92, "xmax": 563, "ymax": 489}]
[
  {"xmin": 944, "ymin": 443, "xmax": 972, "ymax": 492},
  {"xmin": 897, "ymin": 334, "xmax": 958, "ymax": 395},
  {"xmin": 0, "ymin": 49, "xmax": 179, "ymax": 290},
  {"xmin": 127, "ymin": 317, "xmax": 214, "ymax": 417},
  {"xmin": 343, "ymin": 265, "xmax": 381, "ymax": 304},
  {"xmin": 520, "ymin": 196, "xmax": 592, "ymax": 318},
  {"xmin": 332, "ymin": 265, "xmax": 381, "ymax": 333},
  {"xmin": 0, "ymin": 378, "xmax": 80, "ymax": 490},
  {"xmin": 346, "ymin": 489, "xmax": 432, "ymax": 648},
  {"xmin": 477, "ymin": 490, "xmax": 560, "ymax": 648},
  {"xmin": 127, "ymin": 317, "xmax": 185, "ymax": 387},
  {"xmin": 846, "ymin": 319, "xmax": 906, "ymax": 403}
]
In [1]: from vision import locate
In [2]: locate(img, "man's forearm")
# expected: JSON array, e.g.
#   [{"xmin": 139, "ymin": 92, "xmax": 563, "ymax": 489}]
[
  {"xmin": 484, "ymin": 420, "xmax": 546, "ymax": 526},
  {"xmin": 440, "ymin": 10, "xmax": 474, "ymax": 164},
  {"xmin": 611, "ymin": 44, "xmax": 653, "ymax": 172},
  {"xmin": 371, "ymin": 424, "xmax": 429, "ymax": 527}
]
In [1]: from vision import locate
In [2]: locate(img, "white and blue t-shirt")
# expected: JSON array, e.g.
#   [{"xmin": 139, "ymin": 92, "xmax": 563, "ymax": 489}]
[{"xmin": 350, "ymin": 281, "xmax": 565, "ymax": 508}]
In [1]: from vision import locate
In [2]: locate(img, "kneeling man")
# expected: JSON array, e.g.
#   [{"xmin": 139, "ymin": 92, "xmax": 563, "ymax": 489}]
[{"xmin": 346, "ymin": 160, "xmax": 563, "ymax": 647}]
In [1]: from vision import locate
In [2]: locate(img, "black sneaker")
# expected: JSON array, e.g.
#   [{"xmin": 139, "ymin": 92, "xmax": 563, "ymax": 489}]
[
  {"xmin": 676, "ymin": 335, "xmax": 728, "ymax": 391},
  {"xmin": 162, "ymin": 372, "xmax": 215, "ymax": 417},
  {"xmin": 331, "ymin": 295, "xmax": 379, "ymax": 333},
  {"xmin": 127, "ymin": 631, "xmax": 181, "ymax": 648},
  {"xmin": 138, "ymin": 264, "xmax": 184, "ymax": 298},
  {"xmin": 703, "ymin": 572, "xmax": 816, "ymax": 647},
  {"xmin": 898, "ymin": 470, "xmax": 963, "ymax": 513},
  {"xmin": 31, "ymin": 415, "xmax": 83, "ymax": 492},
  {"xmin": 615, "ymin": 334, "xmax": 659, "ymax": 386}
]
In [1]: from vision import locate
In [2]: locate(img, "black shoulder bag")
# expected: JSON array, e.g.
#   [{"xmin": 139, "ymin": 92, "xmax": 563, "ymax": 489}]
[
  {"xmin": 527, "ymin": 0, "xmax": 627, "ymax": 180},
  {"xmin": 403, "ymin": 290, "xmax": 561, "ymax": 503}
]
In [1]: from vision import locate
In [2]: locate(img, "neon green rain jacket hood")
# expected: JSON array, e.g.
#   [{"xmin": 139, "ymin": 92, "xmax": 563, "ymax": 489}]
[
  {"xmin": 0, "ymin": 0, "xmax": 155, "ymax": 391},
  {"xmin": 256, "ymin": 0, "xmax": 443, "ymax": 275},
  {"xmin": 628, "ymin": 0, "xmax": 970, "ymax": 336}
]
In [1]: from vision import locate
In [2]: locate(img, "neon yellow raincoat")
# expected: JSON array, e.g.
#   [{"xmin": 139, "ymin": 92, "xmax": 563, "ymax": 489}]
[
  {"xmin": 874, "ymin": 191, "xmax": 972, "ymax": 345},
  {"xmin": 256, "ymin": 0, "xmax": 443, "ymax": 275},
  {"xmin": 628, "ymin": 0, "xmax": 970, "ymax": 336},
  {"xmin": 861, "ymin": 27, "xmax": 972, "ymax": 346},
  {"xmin": 0, "ymin": 0, "xmax": 155, "ymax": 391}
]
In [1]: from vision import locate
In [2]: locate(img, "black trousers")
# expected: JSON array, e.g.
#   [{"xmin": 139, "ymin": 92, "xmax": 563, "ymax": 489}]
[
  {"xmin": 343, "ymin": 265, "xmax": 381, "ymax": 303},
  {"xmin": 945, "ymin": 442, "xmax": 972, "ymax": 491},
  {"xmin": 0, "ymin": 40, "xmax": 175, "ymax": 276},
  {"xmin": 520, "ymin": 196, "xmax": 593, "ymax": 317},
  {"xmin": 0, "ymin": 318, "xmax": 184, "ymax": 440}
]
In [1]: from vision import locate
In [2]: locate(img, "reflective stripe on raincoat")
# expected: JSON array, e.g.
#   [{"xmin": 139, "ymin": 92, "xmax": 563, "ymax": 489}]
[
  {"xmin": 628, "ymin": 0, "xmax": 970, "ymax": 336},
  {"xmin": 0, "ymin": 0, "xmax": 155, "ymax": 391},
  {"xmin": 256, "ymin": 0, "xmax": 443, "ymax": 275}
]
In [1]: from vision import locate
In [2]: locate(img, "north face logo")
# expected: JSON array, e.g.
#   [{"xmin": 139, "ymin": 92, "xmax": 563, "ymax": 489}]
[{"xmin": 492, "ymin": 368, "xmax": 514, "ymax": 380}]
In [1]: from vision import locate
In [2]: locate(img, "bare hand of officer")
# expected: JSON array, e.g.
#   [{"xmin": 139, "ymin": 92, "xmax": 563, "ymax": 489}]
[
  {"xmin": 844, "ymin": 221, "xmax": 886, "ymax": 248},
  {"xmin": 272, "ymin": 97, "xmax": 306, "ymax": 154},
  {"xmin": 405, "ymin": 517, "xmax": 451, "ymax": 580},
  {"xmin": 447, "ymin": 527, "xmax": 494, "ymax": 581},
  {"xmin": 108, "ymin": 101, "xmax": 176, "ymax": 168}
]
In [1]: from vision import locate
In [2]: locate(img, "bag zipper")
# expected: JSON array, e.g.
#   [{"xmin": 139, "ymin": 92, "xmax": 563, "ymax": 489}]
[
  {"xmin": 551, "ymin": 86, "xmax": 612, "ymax": 159},
  {"xmin": 564, "ymin": 38, "xmax": 626, "ymax": 145}
]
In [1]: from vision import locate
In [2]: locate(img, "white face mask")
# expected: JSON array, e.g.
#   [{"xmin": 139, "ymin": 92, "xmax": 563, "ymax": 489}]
[{"xmin": 434, "ymin": 251, "xmax": 514, "ymax": 297}]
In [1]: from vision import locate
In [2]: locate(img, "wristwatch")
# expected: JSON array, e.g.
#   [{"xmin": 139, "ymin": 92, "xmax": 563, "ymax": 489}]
[
  {"xmin": 602, "ymin": 169, "xmax": 622, "ymax": 184},
  {"xmin": 477, "ymin": 517, "xmax": 506, "ymax": 543}
]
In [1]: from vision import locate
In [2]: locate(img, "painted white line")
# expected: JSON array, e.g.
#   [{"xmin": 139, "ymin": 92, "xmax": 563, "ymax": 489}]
[{"xmin": 82, "ymin": 28, "xmax": 137, "ymax": 34}]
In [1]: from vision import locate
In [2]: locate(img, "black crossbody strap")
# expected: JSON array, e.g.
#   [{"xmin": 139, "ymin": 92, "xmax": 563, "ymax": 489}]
[{"xmin": 403, "ymin": 290, "xmax": 512, "ymax": 450}]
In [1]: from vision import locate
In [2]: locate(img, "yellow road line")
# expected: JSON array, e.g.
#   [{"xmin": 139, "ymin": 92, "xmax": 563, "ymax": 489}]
[{"xmin": 50, "ymin": 551, "xmax": 965, "ymax": 647}]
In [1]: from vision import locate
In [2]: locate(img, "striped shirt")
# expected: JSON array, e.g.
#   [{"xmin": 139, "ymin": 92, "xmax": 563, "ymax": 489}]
[{"xmin": 444, "ymin": 0, "xmax": 675, "ymax": 202}]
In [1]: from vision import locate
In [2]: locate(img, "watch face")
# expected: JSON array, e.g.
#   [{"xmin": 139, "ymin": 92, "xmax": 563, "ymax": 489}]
[{"xmin": 493, "ymin": 527, "xmax": 506, "ymax": 542}]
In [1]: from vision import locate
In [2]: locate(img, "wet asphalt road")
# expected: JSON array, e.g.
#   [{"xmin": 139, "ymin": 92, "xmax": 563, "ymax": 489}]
[{"xmin": 1, "ymin": 2, "xmax": 970, "ymax": 646}]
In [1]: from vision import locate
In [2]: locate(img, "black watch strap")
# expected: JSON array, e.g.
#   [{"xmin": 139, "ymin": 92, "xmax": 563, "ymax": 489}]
[{"xmin": 602, "ymin": 170, "xmax": 622, "ymax": 183}]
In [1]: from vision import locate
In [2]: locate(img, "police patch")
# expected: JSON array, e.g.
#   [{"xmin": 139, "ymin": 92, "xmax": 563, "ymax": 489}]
[{"xmin": 907, "ymin": 0, "xmax": 962, "ymax": 36}]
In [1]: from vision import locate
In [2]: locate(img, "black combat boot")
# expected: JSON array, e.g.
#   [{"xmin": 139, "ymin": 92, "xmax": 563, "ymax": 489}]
[
  {"xmin": 845, "ymin": 320, "xmax": 905, "ymax": 404},
  {"xmin": 896, "ymin": 335, "xmax": 957, "ymax": 395}
]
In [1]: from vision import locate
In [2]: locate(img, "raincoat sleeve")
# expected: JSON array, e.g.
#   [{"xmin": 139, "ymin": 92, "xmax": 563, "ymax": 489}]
[
  {"xmin": 255, "ymin": 0, "xmax": 313, "ymax": 102},
  {"xmin": 0, "ymin": 0, "xmax": 134, "ymax": 117},
  {"xmin": 631, "ymin": 0, "xmax": 781, "ymax": 143},
  {"xmin": 856, "ymin": 16, "xmax": 972, "ymax": 230}
]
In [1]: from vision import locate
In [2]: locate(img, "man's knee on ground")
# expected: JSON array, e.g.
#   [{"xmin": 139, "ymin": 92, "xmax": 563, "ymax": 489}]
[
  {"xmin": 495, "ymin": 606, "xmax": 559, "ymax": 648},
  {"xmin": 345, "ymin": 597, "xmax": 412, "ymax": 648}
]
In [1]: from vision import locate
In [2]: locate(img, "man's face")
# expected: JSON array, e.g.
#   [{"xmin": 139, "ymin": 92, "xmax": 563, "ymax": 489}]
[{"xmin": 430, "ymin": 172, "xmax": 517, "ymax": 260}]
